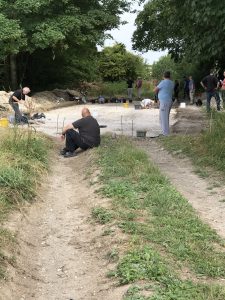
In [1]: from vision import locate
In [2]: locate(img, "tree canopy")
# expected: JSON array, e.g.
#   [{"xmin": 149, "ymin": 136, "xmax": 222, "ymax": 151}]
[
  {"xmin": 99, "ymin": 43, "xmax": 145, "ymax": 81},
  {"xmin": 0, "ymin": 0, "xmax": 133, "ymax": 89},
  {"xmin": 133, "ymin": 0, "xmax": 225, "ymax": 67}
]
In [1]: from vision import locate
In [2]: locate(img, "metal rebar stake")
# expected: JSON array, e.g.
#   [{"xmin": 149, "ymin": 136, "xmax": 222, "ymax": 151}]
[
  {"xmin": 62, "ymin": 117, "xmax": 66, "ymax": 132},
  {"xmin": 132, "ymin": 119, "xmax": 134, "ymax": 137},
  {"xmin": 121, "ymin": 115, "xmax": 123, "ymax": 135},
  {"xmin": 56, "ymin": 114, "xmax": 59, "ymax": 135}
]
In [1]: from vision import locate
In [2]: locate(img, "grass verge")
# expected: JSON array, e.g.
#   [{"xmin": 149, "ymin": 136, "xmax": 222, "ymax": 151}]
[
  {"xmin": 93, "ymin": 135, "xmax": 225, "ymax": 299},
  {"xmin": 0, "ymin": 127, "xmax": 51, "ymax": 279},
  {"xmin": 161, "ymin": 111, "xmax": 225, "ymax": 174}
]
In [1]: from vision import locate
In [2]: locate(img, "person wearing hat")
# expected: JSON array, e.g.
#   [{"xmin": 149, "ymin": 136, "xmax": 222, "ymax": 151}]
[{"xmin": 9, "ymin": 87, "xmax": 31, "ymax": 123}]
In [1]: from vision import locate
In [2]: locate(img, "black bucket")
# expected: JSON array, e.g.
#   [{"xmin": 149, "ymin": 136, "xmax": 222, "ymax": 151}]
[{"xmin": 136, "ymin": 130, "xmax": 147, "ymax": 138}]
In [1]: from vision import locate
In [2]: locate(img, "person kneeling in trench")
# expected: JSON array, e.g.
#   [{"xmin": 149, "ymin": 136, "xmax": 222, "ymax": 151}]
[{"xmin": 60, "ymin": 107, "xmax": 100, "ymax": 158}]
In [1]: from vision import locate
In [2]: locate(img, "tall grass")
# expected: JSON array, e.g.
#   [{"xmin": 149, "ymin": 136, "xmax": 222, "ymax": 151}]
[
  {"xmin": 93, "ymin": 136, "xmax": 225, "ymax": 299},
  {"xmin": 88, "ymin": 81, "xmax": 155, "ymax": 99},
  {"xmin": 162, "ymin": 111, "xmax": 225, "ymax": 173},
  {"xmin": 0, "ymin": 127, "xmax": 51, "ymax": 279}
]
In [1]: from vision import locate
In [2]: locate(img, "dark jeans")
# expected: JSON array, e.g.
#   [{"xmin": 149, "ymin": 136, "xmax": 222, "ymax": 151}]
[
  {"xmin": 65, "ymin": 129, "xmax": 90, "ymax": 152},
  {"xmin": 183, "ymin": 89, "xmax": 189, "ymax": 101},
  {"xmin": 10, "ymin": 102, "xmax": 22, "ymax": 123},
  {"xmin": 206, "ymin": 91, "xmax": 220, "ymax": 112}
]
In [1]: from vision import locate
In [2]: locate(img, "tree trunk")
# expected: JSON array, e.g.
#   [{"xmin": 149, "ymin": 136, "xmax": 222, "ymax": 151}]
[{"xmin": 9, "ymin": 54, "xmax": 18, "ymax": 90}]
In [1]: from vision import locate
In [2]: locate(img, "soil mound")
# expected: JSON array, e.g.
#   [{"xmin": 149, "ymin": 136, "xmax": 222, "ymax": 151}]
[
  {"xmin": 172, "ymin": 106, "xmax": 208, "ymax": 134},
  {"xmin": 0, "ymin": 89, "xmax": 81, "ymax": 116}
]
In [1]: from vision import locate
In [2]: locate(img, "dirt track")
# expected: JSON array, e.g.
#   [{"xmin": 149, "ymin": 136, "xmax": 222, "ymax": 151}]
[
  {"xmin": 138, "ymin": 139, "xmax": 225, "ymax": 239},
  {"xmin": 1, "ymin": 103, "xmax": 225, "ymax": 299},
  {"xmin": 0, "ymin": 150, "xmax": 130, "ymax": 300}
]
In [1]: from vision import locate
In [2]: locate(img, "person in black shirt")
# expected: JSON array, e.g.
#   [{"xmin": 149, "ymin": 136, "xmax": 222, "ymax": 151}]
[
  {"xmin": 173, "ymin": 80, "xmax": 180, "ymax": 103},
  {"xmin": 201, "ymin": 70, "xmax": 220, "ymax": 112},
  {"xmin": 9, "ymin": 87, "xmax": 31, "ymax": 123},
  {"xmin": 61, "ymin": 107, "xmax": 100, "ymax": 158},
  {"xmin": 183, "ymin": 76, "xmax": 190, "ymax": 101},
  {"xmin": 127, "ymin": 78, "xmax": 134, "ymax": 100}
]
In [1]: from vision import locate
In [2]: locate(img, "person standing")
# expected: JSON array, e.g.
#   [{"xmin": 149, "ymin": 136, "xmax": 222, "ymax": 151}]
[
  {"xmin": 154, "ymin": 71, "xmax": 174, "ymax": 136},
  {"xmin": 127, "ymin": 78, "xmax": 134, "ymax": 101},
  {"xmin": 173, "ymin": 80, "xmax": 180, "ymax": 103},
  {"xmin": 183, "ymin": 76, "xmax": 190, "ymax": 101},
  {"xmin": 60, "ymin": 107, "xmax": 100, "ymax": 158},
  {"xmin": 189, "ymin": 76, "xmax": 195, "ymax": 104},
  {"xmin": 135, "ymin": 77, "xmax": 143, "ymax": 99},
  {"xmin": 200, "ymin": 70, "xmax": 220, "ymax": 112},
  {"xmin": 9, "ymin": 87, "xmax": 31, "ymax": 123},
  {"xmin": 219, "ymin": 70, "xmax": 225, "ymax": 109}
]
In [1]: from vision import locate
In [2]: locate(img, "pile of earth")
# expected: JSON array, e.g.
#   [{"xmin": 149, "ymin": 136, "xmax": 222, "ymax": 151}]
[
  {"xmin": 0, "ymin": 89, "xmax": 81, "ymax": 117},
  {"xmin": 171, "ymin": 106, "xmax": 208, "ymax": 134}
]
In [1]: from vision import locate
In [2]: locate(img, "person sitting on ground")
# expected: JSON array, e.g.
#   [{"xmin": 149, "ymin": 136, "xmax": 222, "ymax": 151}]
[
  {"xmin": 141, "ymin": 98, "xmax": 154, "ymax": 109},
  {"xmin": 9, "ymin": 87, "xmax": 31, "ymax": 123},
  {"xmin": 60, "ymin": 107, "xmax": 100, "ymax": 158}
]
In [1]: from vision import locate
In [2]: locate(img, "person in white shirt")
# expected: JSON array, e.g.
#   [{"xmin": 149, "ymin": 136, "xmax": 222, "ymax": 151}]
[{"xmin": 141, "ymin": 98, "xmax": 154, "ymax": 109}]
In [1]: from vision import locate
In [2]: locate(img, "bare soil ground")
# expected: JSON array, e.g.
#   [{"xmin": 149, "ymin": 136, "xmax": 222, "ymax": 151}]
[
  {"xmin": 34, "ymin": 103, "xmax": 176, "ymax": 137},
  {"xmin": 1, "ymin": 103, "xmax": 225, "ymax": 299},
  {"xmin": 0, "ymin": 150, "xmax": 131, "ymax": 300},
  {"xmin": 137, "ymin": 139, "xmax": 225, "ymax": 239}
]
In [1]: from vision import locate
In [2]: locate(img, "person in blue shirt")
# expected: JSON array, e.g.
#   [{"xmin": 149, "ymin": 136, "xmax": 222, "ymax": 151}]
[{"xmin": 154, "ymin": 71, "xmax": 174, "ymax": 136}]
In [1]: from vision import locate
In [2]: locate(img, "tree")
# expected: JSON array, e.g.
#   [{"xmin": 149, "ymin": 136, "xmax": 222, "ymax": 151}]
[
  {"xmin": 133, "ymin": 0, "xmax": 225, "ymax": 68},
  {"xmin": 0, "ymin": 0, "xmax": 133, "ymax": 89},
  {"xmin": 151, "ymin": 55, "xmax": 212, "ymax": 92},
  {"xmin": 151, "ymin": 56, "xmax": 179, "ymax": 81},
  {"xmin": 99, "ymin": 43, "xmax": 145, "ymax": 81}
]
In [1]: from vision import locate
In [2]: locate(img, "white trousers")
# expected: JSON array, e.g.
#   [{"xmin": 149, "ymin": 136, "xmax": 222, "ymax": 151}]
[{"xmin": 159, "ymin": 101, "xmax": 172, "ymax": 136}]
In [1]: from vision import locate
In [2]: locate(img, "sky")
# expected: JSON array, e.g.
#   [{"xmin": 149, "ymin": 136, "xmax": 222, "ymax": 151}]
[{"xmin": 103, "ymin": 1, "xmax": 167, "ymax": 65}]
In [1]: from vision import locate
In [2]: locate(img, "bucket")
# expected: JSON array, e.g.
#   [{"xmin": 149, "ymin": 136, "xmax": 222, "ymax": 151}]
[
  {"xmin": 180, "ymin": 102, "xmax": 186, "ymax": 108},
  {"xmin": 123, "ymin": 102, "xmax": 129, "ymax": 108},
  {"xmin": 0, "ymin": 118, "xmax": 9, "ymax": 128},
  {"xmin": 136, "ymin": 130, "xmax": 147, "ymax": 138}
]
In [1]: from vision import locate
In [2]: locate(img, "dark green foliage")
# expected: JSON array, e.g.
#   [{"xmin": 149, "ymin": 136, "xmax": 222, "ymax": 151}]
[
  {"xmin": 133, "ymin": 0, "xmax": 225, "ymax": 70},
  {"xmin": 99, "ymin": 43, "xmax": 145, "ymax": 82},
  {"xmin": 0, "ymin": 0, "xmax": 133, "ymax": 89}
]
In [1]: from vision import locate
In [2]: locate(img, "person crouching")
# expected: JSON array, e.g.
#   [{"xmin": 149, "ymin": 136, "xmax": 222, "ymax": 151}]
[{"xmin": 60, "ymin": 107, "xmax": 100, "ymax": 158}]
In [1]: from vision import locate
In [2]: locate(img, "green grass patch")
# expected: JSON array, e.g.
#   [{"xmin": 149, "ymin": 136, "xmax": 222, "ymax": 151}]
[
  {"xmin": 94, "ymin": 136, "xmax": 225, "ymax": 298},
  {"xmin": 91, "ymin": 206, "xmax": 113, "ymax": 224},
  {"xmin": 112, "ymin": 247, "xmax": 173, "ymax": 285},
  {"xmin": 0, "ymin": 127, "xmax": 51, "ymax": 278},
  {"xmin": 162, "ymin": 111, "xmax": 225, "ymax": 174}
]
